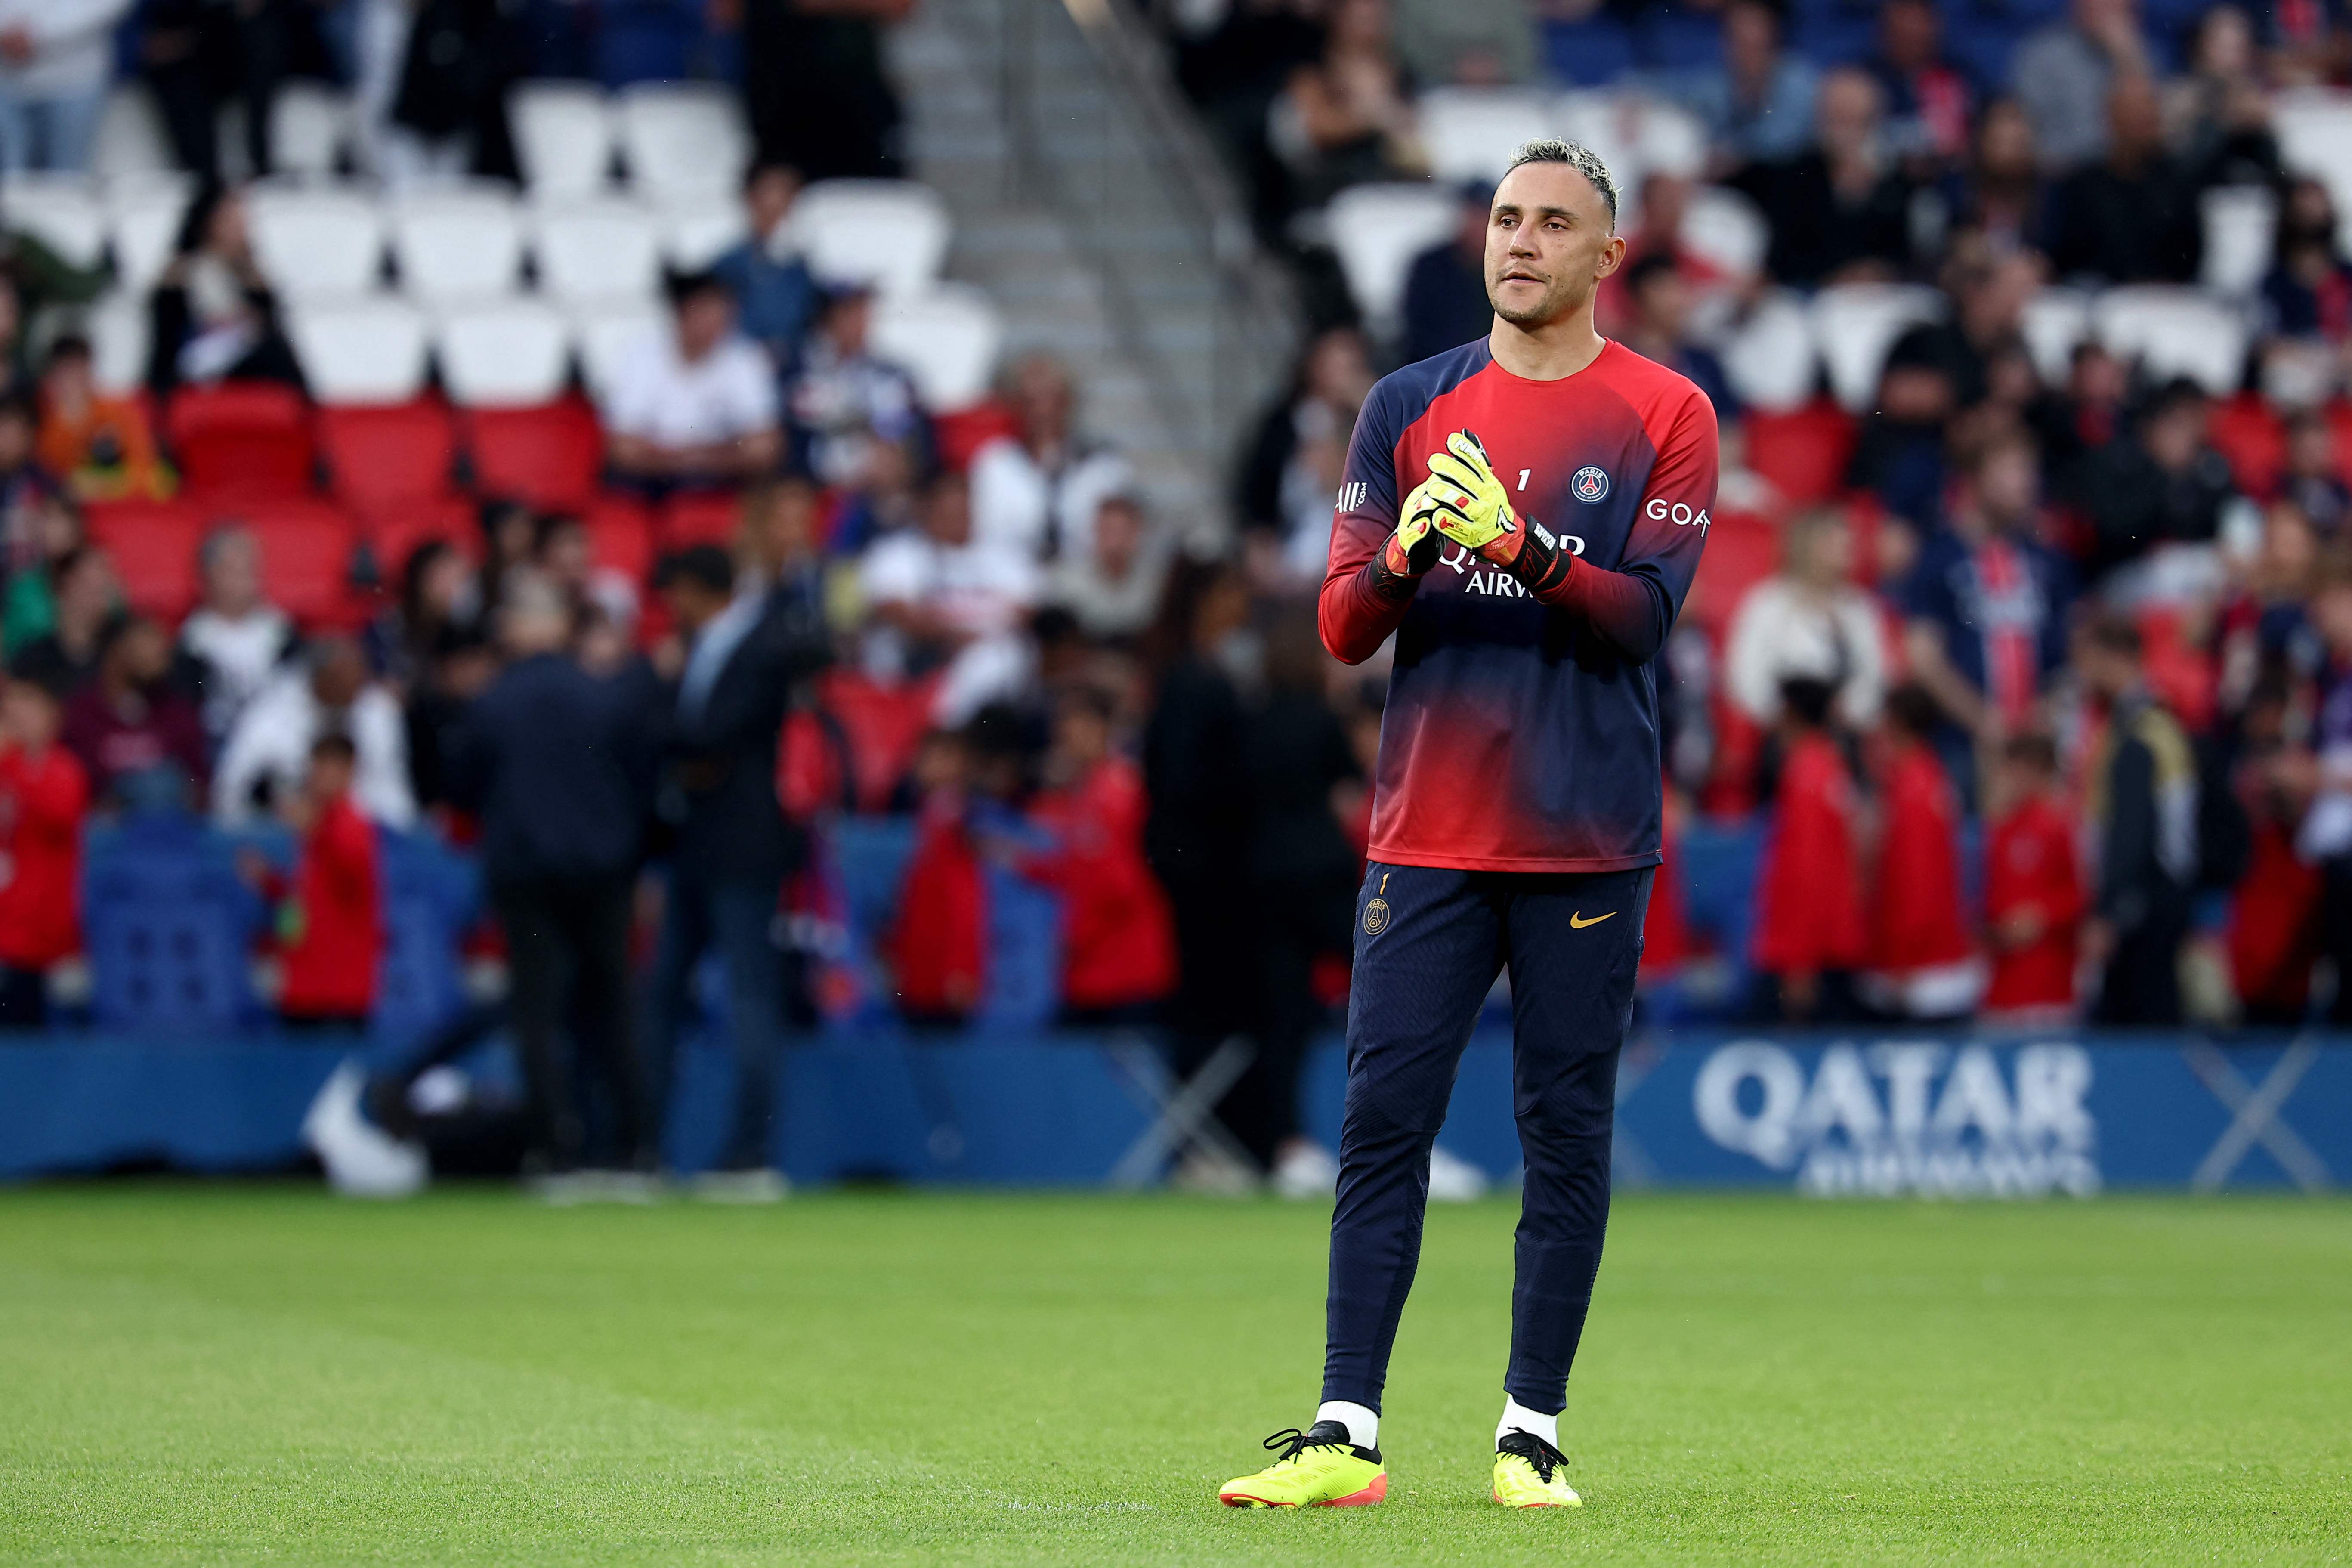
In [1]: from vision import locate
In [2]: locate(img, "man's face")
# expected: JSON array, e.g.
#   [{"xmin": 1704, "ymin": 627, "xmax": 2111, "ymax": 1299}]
[
  {"xmin": 661, "ymin": 579, "xmax": 727, "ymax": 632},
  {"xmin": 744, "ymin": 168, "xmax": 800, "ymax": 239},
  {"xmin": 1633, "ymin": 269, "xmax": 1689, "ymax": 338},
  {"xmin": 1978, "ymin": 445, "xmax": 2038, "ymax": 526},
  {"xmin": 0, "ymin": 413, "xmax": 30, "ymax": 470},
  {"xmin": 677, "ymin": 291, "xmax": 735, "ymax": 359},
  {"xmin": 1484, "ymin": 161, "xmax": 1621, "ymax": 330},
  {"xmin": 924, "ymin": 479, "xmax": 973, "ymax": 545},
  {"xmin": 311, "ymin": 640, "xmax": 365, "ymax": 707},
  {"xmin": 120, "ymin": 621, "xmax": 169, "ymax": 683}
]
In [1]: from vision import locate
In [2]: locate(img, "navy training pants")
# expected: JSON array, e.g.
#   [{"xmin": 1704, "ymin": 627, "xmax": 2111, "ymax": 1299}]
[{"xmin": 1322, "ymin": 860, "xmax": 1651, "ymax": 1417}]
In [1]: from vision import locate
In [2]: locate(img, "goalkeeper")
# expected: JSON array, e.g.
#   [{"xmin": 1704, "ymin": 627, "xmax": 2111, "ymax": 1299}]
[{"xmin": 1217, "ymin": 139, "xmax": 1717, "ymax": 1512}]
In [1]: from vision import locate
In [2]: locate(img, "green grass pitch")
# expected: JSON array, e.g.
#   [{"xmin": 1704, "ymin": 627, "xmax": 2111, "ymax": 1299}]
[{"xmin": 3, "ymin": 1186, "xmax": 2349, "ymax": 1565}]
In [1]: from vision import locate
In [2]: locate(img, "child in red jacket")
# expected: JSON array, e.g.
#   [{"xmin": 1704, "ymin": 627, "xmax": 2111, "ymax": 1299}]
[
  {"xmin": 0, "ymin": 676, "xmax": 90, "ymax": 1026},
  {"xmin": 1864, "ymin": 686, "xmax": 1982, "ymax": 1019},
  {"xmin": 277, "ymin": 734, "xmax": 384, "ymax": 1032},
  {"xmin": 1752, "ymin": 677, "xmax": 1867, "ymax": 1021},
  {"xmin": 1982, "ymin": 732, "xmax": 2084, "ymax": 1023},
  {"xmin": 1025, "ymin": 689, "xmax": 1175, "ymax": 1022}
]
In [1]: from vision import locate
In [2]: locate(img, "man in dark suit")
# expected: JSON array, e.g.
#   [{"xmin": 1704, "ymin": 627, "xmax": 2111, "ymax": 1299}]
[
  {"xmin": 645, "ymin": 544, "xmax": 829, "ymax": 1200},
  {"xmin": 445, "ymin": 573, "xmax": 661, "ymax": 1188}
]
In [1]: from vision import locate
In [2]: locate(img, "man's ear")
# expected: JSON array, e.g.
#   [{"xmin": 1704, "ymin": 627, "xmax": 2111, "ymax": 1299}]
[{"xmin": 1594, "ymin": 233, "xmax": 1628, "ymax": 280}]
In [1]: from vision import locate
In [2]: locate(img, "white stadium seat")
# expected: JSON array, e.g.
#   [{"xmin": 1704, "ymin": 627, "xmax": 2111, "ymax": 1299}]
[
  {"xmin": 571, "ymin": 303, "xmax": 663, "ymax": 402},
  {"xmin": 1419, "ymin": 89, "xmax": 1552, "ymax": 183},
  {"xmin": 2272, "ymin": 87, "xmax": 2352, "ymax": 255},
  {"xmin": 1552, "ymin": 92, "xmax": 1639, "ymax": 200},
  {"xmin": 104, "ymin": 176, "xmax": 192, "ymax": 293},
  {"xmin": 246, "ymin": 185, "xmax": 386, "ymax": 298},
  {"xmin": 91, "ymin": 87, "xmax": 175, "ymax": 182},
  {"xmin": 87, "ymin": 293, "xmax": 150, "ymax": 394},
  {"xmin": 270, "ymin": 83, "xmax": 355, "ymax": 180},
  {"xmin": 1324, "ymin": 182, "xmax": 1456, "ymax": 340},
  {"xmin": 2201, "ymin": 184, "xmax": 2277, "ymax": 298},
  {"xmin": 288, "ymin": 297, "xmax": 431, "ymax": 404},
  {"xmin": 435, "ymin": 301, "xmax": 573, "ymax": 407},
  {"xmin": 871, "ymin": 284, "xmax": 1003, "ymax": 412},
  {"xmin": 0, "ymin": 176, "xmax": 106, "ymax": 269},
  {"xmin": 789, "ymin": 180, "xmax": 951, "ymax": 295},
  {"xmin": 658, "ymin": 196, "xmax": 750, "ymax": 269},
  {"xmin": 1679, "ymin": 184, "xmax": 1769, "ymax": 278},
  {"xmin": 1718, "ymin": 291, "xmax": 1819, "ymax": 413},
  {"xmin": 617, "ymin": 84, "xmax": 749, "ymax": 198},
  {"xmin": 532, "ymin": 200, "xmax": 662, "ymax": 303},
  {"xmin": 2094, "ymin": 286, "xmax": 2249, "ymax": 396},
  {"xmin": 389, "ymin": 189, "xmax": 525, "ymax": 303},
  {"xmin": 508, "ymin": 83, "xmax": 615, "ymax": 199},
  {"xmin": 1811, "ymin": 283, "xmax": 1946, "ymax": 412},
  {"xmin": 1633, "ymin": 99, "xmax": 1707, "ymax": 180},
  {"xmin": 2020, "ymin": 287, "xmax": 2092, "ymax": 385}
]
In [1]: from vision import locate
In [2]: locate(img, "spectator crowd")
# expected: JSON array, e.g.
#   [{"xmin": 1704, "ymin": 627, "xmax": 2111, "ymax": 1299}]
[{"xmin": 2, "ymin": 0, "xmax": 2352, "ymax": 1198}]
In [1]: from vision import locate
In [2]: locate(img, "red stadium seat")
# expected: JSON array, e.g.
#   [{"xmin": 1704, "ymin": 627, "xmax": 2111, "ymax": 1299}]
[
  {"xmin": 85, "ymin": 499, "xmax": 204, "ymax": 619},
  {"xmin": 2210, "ymin": 393, "xmax": 2287, "ymax": 499},
  {"xmin": 660, "ymin": 489, "xmax": 742, "ymax": 549},
  {"xmin": 164, "ymin": 382, "xmax": 315, "ymax": 500},
  {"xmin": 461, "ymin": 399, "xmax": 603, "ymax": 511},
  {"xmin": 364, "ymin": 497, "xmax": 479, "ymax": 588},
  {"xmin": 817, "ymin": 669, "xmax": 945, "ymax": 813},
  {"xmin": 583, "ymin": 493, "xmax": 654, "ymax": 585},
  {"xmin": 316, "ymin": 401, "xmax": 459, "ymax": 517},
  {"xmin": 1742, "ymin": 402, "xmax": 1854, "ymax": 507},
  {"xmin": 1680, "ymin": 509, "xmax": 1778, "ymax": 636},
  {"xmin": 232, "ymin": 499, "xmax": 362, "ymax": 625}
]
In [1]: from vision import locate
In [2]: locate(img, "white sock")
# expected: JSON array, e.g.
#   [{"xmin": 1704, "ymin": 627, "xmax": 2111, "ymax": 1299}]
[
  {"xmin": 1497, "ymin": 1397, "xmax": 1558, "ymax": 1449},
  {"xmin": 1316, "ymin": 1400, "xmax": 1379, "ymax": 1450}
]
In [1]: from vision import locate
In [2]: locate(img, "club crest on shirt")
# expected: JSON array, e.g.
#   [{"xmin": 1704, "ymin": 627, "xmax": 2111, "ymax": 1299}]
[{"xmin": 1571, "ymin": 466, "xmax": 1611, "ymax": 503}]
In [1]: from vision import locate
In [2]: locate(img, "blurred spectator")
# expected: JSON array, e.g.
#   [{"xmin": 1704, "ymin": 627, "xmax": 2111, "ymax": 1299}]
[
  {"xmin": 179, "ymin": 525, "xmax": 294, "ymax": 744},
  {"xmin": 970, "ymin": 354, "xmax": 1133, "ymax": 564},
  {"xmin": 61, "ymin": 612, "xmax": 210, "ymax": 805},
  {"xmin": 742, "ymin": 0, "xmax": 909, "ymax": 182},
  {"xmin": 603, "ymin": 270, "xmax": 782, "ymax": 494},
  {"xmin": 0, "ymin": 0, "xmax": 132, "ymax": 173},
  {"xmin": 2080, "ymin": 378, "xmax": 2236, "ymax": 586},
  {"xmin": 712, "ymin": 163, "xmax": 821, "ymax": 373},
  {"xmin": 783, "ymin": 283, "xmax": 923, "ymax": 490},
  {"xmin": 1732, "ymin": 68, "xmax": 1917, "ymax": 287},
  {"xmin": 1866, "ymin": 0, "xmax": 1974, "ymax": 167},
  {"xmin": 1233, "ymin": 615, "xmax": 1358, "ymax": 1191},
  {"xmin": 1685, "ymin": 0, "xmax": 1818, "ymax": 167},
  {"xmin": 825, "ymin": 434, "xmax": 923, "ymax": 556},
  {"xmin": 862, "ymin": 470, "xmax": 1039, "ymax": 726},
  {"xmin": 886, "ymin": 725, "xmax": 986, "ymax": 1023},
  {"xmin": 2046, "ymin": 75, "xmax": 2202, "ymax": 285},
  {"xmin": 272, "ymin": 734, "xmax": 382, "ymax": 1033},
  {"xmin": 1267, "ymin": 0, "xmax": 1424, "ymax": 210},
  {"xmin": 0, "ymin": 390, "xmax": 63, "ymax": 567},
  {"xmin": 1952, "ymin": 99, "xmax": 2052, "ymax": 257},
  {"xmin": 2279, "ymin": 414, "xmax": 2348, "ymax": 536},
  {"xmin": 1749, "ymin": 675, "xmax": 1865, "ymax": 1021},
  {"xmin": 34, "ymin": 336, "xmax": 169, "ymax": 503},
  {"xmin": 215, "ymin": 634, "xmax": 414, "ymax": 829},
  {"xmin": 1237, "ymin": 328, "xmax": 1373, "ymax": 579},
  {"xmin": 2164, "ymin": 5, "xmax": 2282, "ymax": 192},
  {"xmin": 7, "ymin": 541, "xmax": 113, "ymax": 689},
  {"xmin": 2033, "ymin": 340, "xmax": 2129, "ymax": 508},
  {"xmin": 0, "ymin": 273, "xmax": 22, "ymax": 394},
  {"xmin": 0, "ymin": 673, "xmax": 86, "ymax": 1025},
  {"xmin": 533, "ymin": 512, "xmax": 639, "ymax": 634},
  {"xmin": 1399, "ymin": 183, "xmax": 1494, "ymax": 366},
  {"xmin": 2012, "ymin": 0, "xmax": 2149, "ymax": 174},
  {"xmin": 381, "ymin": 0, "xmax": 521, "ymax": 184},
  {"xmin": 2077, "ymin": 611, "xmax": 2199, "ymax": 1025},
  {"xmin": 2300, "ymin": 552, "xmax": 2352, "ymax": 1023},
  {"xmin": 147, "ymin": 184, "xmax": 306, "ymax": 396},
  {"xmin": 368, "ymin": 537, "xmax": 480, "ymax": 690},
  {"xmin": 1902, "ymin": 251, "xmax": 2042, "ymax": 414},
  {"xmin": 1048, "ymin": 492, "xmax": 1171, "ymax": 642},
  {"xmin": 2226, "ymin": 677, "xmax": 2325, "ymax": 1025},
  {"xmin": 1025, "ymin": 686, "xmax": 1176, "ymax": 1021},
  {"xmin": 644, "ymin": 543, "xmax": 827, "ymax": 1196},
  {"xmin": 1981, "ymin": 730, "xmax": 2083, "ymax": 1023},
  {"xmin": 1618, "ymin": 254, "xmax": 1739, "ymax": 423},
  {"xmin": 1389, "ymin": 0, "xmax": 1532, "ymax": 86},
  {"xmin": 1144, "ymin": 560, "xmax": 1255, "ymax": 1127},
  {"xmin": 2259, "ymin": 178, "xmax": 2352, "ymax": 345},
  {"xmin": 138, "ymin": 0, "xmax": 289, "ymax": 178},
  {"xmin": 444, "ymin": 573, "xmax": 658, "ymax": 1178},
  {"xmin": 1724, "ymin": 507, "xmax": 1887, "ymax": 730},
  {"xmin": 1864, "ymin": 685, "xmax": 1981, "ymax": 1020},
  {"xmin": 1902, "ymin": 432, "xmax": 2075, "ymax": 748}
]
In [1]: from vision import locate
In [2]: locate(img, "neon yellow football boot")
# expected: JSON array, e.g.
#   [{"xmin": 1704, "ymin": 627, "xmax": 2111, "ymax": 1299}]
[
  {"xmin": 1218, "ymin": 1422, "xmax": 1388, "ymax": 1508},
  {"xmin": 1493, "ymin": 1429, "xmax": 1581, "ymax": 1508}
]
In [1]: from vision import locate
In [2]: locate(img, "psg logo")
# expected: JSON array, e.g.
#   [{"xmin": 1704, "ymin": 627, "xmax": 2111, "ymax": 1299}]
[{"xmin": 1572, "ymin": 466, "xmax": 1611, "ymax": 503}]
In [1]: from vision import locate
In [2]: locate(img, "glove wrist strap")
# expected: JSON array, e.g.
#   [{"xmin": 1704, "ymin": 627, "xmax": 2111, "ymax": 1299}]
[{"xmin": 1506, "ymin": 521, "xmax": 1576, "ymax": 599}]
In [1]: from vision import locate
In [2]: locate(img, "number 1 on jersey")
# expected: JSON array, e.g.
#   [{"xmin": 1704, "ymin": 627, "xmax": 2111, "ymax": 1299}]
[{"xmin": 1517, "ymin": 469, "xmax": 1531, "ymax": 492}]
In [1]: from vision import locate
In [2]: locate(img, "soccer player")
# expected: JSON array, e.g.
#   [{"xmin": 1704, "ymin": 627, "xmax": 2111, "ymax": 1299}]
[{"xmin": 1217, "ymin": 139, "xmax": 1717, "ymax": 1511}]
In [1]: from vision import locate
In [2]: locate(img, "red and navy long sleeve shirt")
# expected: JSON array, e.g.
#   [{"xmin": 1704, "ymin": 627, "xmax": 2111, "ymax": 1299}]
[{"xmin": 1319, "ymin": 338, "xmax": 1718, "ymax": 872}]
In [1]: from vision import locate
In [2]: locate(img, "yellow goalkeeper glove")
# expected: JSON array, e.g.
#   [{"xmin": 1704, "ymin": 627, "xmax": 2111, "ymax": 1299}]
[
  {"xmin": 1378, "ymin": 473, "xmax": 1447, "ymax": 580},
  {"xmin": 1424, "ymin": 430, "xmax": 1525, "ymax": 567}
]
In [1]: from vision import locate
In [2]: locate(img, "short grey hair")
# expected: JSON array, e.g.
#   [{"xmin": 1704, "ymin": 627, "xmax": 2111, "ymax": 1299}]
[{"xmin": 1503, "ymin": 139, "xmax": 1619, "ymax": 229}]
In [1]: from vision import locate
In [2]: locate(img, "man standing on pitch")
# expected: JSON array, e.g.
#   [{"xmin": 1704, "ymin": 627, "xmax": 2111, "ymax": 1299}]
[{"xmin": 1218, "ymin": 139, "xmax": 1717, "ymax": 1511}]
